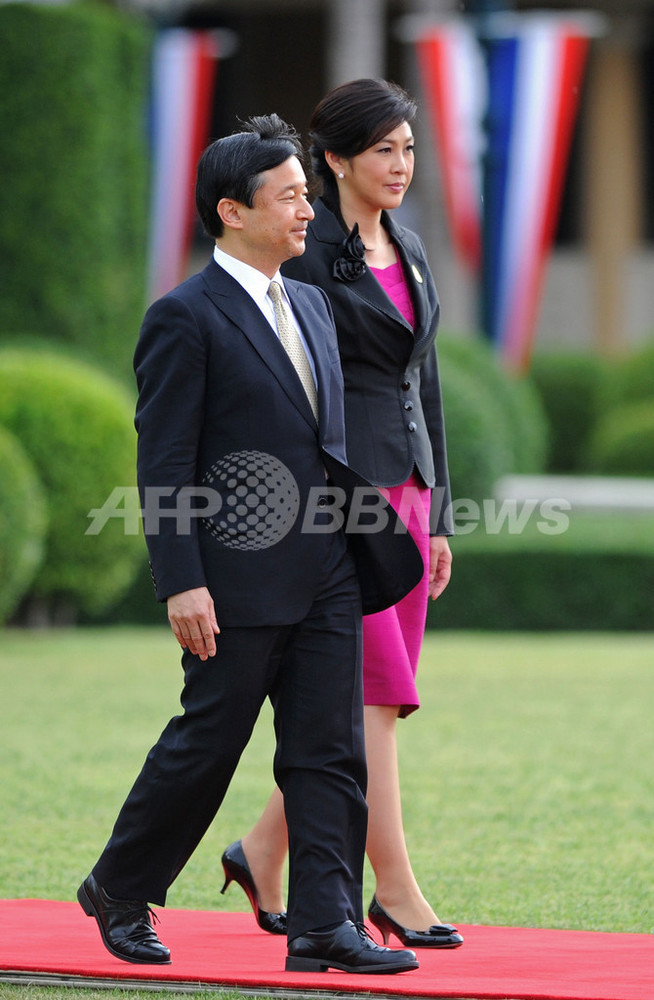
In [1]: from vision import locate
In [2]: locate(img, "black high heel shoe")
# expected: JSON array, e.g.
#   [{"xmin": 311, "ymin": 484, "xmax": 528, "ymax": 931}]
[
  {"xmin": 368, "ymin": 895, "xmax": 463, "ymax": 949},
  {"xmin": 220, "ymin": 840, "xmax": 287, "ymax": 935}
]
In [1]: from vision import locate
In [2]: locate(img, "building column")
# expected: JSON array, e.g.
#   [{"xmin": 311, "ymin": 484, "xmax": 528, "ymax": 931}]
[
  {"xmin": 583, "ymin": 28, "xmax": 643, "ymax": 355},
  {"xmin": 326, "ymin": 0, "xmax": 386, "ymax": 87}
]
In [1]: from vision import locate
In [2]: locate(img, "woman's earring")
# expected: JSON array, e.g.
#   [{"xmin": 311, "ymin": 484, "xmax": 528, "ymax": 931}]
[{"xmin": 337, "ymin": 172, "xmax": 344, "ymax": 179}]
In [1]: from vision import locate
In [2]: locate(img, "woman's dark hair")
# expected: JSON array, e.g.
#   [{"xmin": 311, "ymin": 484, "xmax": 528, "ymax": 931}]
[
  {"xmin": 196, "ymin": 113, "xmax": 303, "ymax": 238},
  {"xmin": 309, "ymin": 78, "xmax": 417, "ymax": 199}
]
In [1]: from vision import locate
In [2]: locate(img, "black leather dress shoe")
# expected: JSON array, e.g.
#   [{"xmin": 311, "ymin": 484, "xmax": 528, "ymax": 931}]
[
  {"xmin": 286, "ymin": 920, "xmax": 418, "ymax": 974},
  {"xmin": 368, "ymin": 895, "xmax": 464, "ymax": 948},
  {"xmin": 78, "ymin": 874, "xmax": 171, "ymax": 964}
]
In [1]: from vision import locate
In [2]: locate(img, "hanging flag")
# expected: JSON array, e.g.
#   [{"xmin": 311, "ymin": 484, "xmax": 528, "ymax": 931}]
[
  {"xmin": 481, "ymin": 13, "xmax": 599, "ymax": 370},
  {"xmin": 414, "ymin": 12, "xmax": 602, "ymax": 371},
  {"xmin": 416, "ymin": 21, "xmax": 485, "ymax": 272},
  {"xmin": 147, "ymin": 29, "xmax": 219, "ymax": 303}
]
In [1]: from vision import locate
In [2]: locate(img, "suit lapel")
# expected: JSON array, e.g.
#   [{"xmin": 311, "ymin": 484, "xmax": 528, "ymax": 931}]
[
  {"xmin": 352, "ymin": 268, "xmax": 415, "ymax": 335},
  {"xmin": 201, "ymin": 261, "xmax": 318, "ymax": 429},
  {"xmin": 390, "ymin": 224, "xmax": 431, "ymax": 343},
  {"xmin": 311, "ymin": 200, "xmax": 430, "ymax": 343}
]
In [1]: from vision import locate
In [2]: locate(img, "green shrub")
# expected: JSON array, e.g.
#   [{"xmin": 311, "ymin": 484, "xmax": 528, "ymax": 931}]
[
  {"xmin": 0, "ymin": 426, "xmax": 48, "ymax": 624},
  {"xmin": 0, "ymin": 349, "xmax": 141, "ymax": 619},
  {"xmin": 0, "ymin": 3, "xmax": 151, "ymax": 381},
  {"xmin": 609, "ymin": 339, "xmax": 654, "ymax": 407},
  {"xmin": 439, "ymin": 334, "xmax": 548, "ymax": 475},
  {"xmin": 437, "ymin": 334, "xmax": 547, "ymax": 504},
  {"xmin": 529, "ymin": 352, "xmax": 608, "ymax": 472},
  {"xmin": 438, "ymin": 358, "xmax": 513, "ymax": 504},
  {"xmin": 588, "ymin": 399, "xmax": 654, "ymax": 476},
  {"xmin": 81, "ymin": 556, "xmax": 168, "ymax": 626},
  {"xmin": 428, "ymin": 549, "xmax": 654, "ymax": 631}
]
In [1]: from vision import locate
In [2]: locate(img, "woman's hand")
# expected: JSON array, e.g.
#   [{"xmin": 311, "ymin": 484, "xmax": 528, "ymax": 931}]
[{"xmin": 428, "ymin": 536, "xmax": 452, "ymax": 600}]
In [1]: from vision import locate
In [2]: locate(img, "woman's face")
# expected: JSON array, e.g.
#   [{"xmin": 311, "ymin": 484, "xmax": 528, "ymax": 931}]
[{"xmin": 342, "ymin": 121, "xmax": 415, "ymax": 213}]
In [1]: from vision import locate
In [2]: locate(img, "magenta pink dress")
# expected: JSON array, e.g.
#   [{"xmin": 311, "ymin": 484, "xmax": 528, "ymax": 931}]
[{"xmin": 365, "ymin": 261, "xmax": 431, "ymax": 717}]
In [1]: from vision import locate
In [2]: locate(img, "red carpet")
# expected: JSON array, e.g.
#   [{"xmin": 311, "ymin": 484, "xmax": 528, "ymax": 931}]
[{"xmin": 0, "ymin": 899, "xmax": 652, "ymax": 1000}]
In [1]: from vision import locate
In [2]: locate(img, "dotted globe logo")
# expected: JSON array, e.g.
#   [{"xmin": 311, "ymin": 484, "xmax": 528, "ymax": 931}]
[{"xmin": 202, "ymin": 451, "xmax": 300, "ymax": 551}]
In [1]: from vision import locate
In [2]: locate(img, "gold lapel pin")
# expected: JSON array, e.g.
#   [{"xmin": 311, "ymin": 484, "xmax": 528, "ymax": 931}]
[{"xmin": 411, "ymin": 264, "xmax": 423, "ymax": 284}]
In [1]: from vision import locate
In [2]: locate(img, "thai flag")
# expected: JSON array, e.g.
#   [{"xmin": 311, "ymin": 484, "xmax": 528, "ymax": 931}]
[
  {"xmin": 147, "ymin": 29, "xmax": 219, "ymax": 303},
  {"xmin": 415, "ymin": 13, "xmax": 601, "ymax": 371},
  {"xmin": 482, "ymin": 13, "xmax": 597, "ymax": 370}
]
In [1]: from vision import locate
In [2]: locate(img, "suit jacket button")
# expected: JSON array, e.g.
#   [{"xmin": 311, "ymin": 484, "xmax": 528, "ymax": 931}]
[
  {"xmin": 403, "ymin": 400, "xmax": 414, "ymax": 411},
  {"xmin": 401, "ymin": 380, "xmax": 411, "ymax": 391},
  {"xmin": 407, "ymin": 421, "xmax": 417, "ymax": 432}
]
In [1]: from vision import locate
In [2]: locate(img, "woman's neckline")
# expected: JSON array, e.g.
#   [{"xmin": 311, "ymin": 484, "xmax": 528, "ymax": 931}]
[{"xmin": 368, "ymin": 259, "xmax": 400, "ymax": 273}]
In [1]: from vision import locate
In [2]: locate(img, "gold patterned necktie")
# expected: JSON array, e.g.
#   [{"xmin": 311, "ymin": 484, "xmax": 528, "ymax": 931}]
[{"xmin": 268, "ymin": 280, "xmax": 319, "ymax": 422}]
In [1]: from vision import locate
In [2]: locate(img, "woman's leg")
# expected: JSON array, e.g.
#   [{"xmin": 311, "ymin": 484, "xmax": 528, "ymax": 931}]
[
  {"xmin": 236, "ymin": 707, "xmax": 445, "ymax": 929},
  {"xmin": 364, "ymin": 703, "xmax": 440, "ymax": 929},
  {"xmin": 241, "ymin": 787, "xmax": 287, "ymax": 914}
]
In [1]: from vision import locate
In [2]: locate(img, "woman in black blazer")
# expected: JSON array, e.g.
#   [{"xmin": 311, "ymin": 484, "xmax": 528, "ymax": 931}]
[{"xmin": 220, "ymin": 79, "xmax": 461, "ymax": 949}]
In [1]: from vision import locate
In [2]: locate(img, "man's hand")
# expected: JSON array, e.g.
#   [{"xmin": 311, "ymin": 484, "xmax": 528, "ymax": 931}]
[
  {"xmin": 167, "ymin": 587, "xmax": 220, "ymax": 660},
  {"xmin": 428, "ymin": 536, "xmax": 452, "ymax": 601}
]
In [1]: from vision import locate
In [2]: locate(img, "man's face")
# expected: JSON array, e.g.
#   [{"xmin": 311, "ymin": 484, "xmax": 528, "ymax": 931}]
[{"xmin": 239, "ymin": 156, "xmax": 314, "ymax": 273}]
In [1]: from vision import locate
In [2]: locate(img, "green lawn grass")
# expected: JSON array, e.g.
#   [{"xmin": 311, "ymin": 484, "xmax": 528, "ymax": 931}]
[{"xmin": 1, "ymin": 627, "xmax": 652, "ymax": 1000}]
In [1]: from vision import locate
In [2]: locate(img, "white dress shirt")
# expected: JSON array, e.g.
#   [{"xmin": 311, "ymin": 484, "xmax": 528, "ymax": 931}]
[{"xmin": 213, "ymin": 245, "xmax": 317, "ymax": 382}]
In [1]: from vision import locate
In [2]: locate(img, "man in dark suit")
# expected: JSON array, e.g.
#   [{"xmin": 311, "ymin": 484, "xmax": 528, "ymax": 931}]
[{"xmin": 77, "ymin": 115, "xmax": 421, "ymax": 973}]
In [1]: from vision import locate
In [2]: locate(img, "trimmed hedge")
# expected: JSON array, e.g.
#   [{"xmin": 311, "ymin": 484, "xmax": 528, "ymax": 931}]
[
  {"xmin": 426, "ymin": 505, "xmax": 654, "ymax": 631},
  {"xmin": 0, "ymin": 349, "xmax": 141, "ymax": 620},
  {"xmin": 111, "ymin": 519, "xmax": 654, "ymax": 632},
  {"xmin": 588, "ymin": 399, "xmax": 654, "ymax": 476},
  {"xmin": 427, "ymin": 549, "xmax": 654, "ymax": 631},
  {"xmin": 0, "ymin": 426, "xmax": 48, "ymax": 625},
  {"xmin": 0, "ymin": 2, "xmax": 151, "ymax": 380}
]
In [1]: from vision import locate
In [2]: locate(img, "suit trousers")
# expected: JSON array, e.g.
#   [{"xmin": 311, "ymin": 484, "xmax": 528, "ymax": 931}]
[{"xmin": 92, "ymin": 532, "xmax": 368, "ymax": 941}]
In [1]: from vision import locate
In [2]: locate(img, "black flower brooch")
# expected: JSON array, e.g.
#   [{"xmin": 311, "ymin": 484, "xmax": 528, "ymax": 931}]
[{"xmin": 333, "ymin": 223, "xmax": 367, "ymax": 283}]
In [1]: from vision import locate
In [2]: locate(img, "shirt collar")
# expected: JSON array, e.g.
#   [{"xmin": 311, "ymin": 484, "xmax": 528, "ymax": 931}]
[{"xmin": 213, "ymin": 245, "xmax": 288, "ymax": 313}]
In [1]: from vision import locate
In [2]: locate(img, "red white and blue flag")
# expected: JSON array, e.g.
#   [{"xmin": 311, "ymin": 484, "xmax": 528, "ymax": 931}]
[
  {"xmin": 147, "ymin": 29, "xmax": 219, "ymax": 302},
  {"xmin": 416, "ymin": 13, "xmax": 601, "ymax": 370},
  {"xmin": 417, "ymin": 21, "xmax": 485, "ymax": 272}
]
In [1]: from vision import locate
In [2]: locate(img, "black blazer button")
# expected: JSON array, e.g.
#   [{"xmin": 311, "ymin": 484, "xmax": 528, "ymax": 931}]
[
  {"xmin": 401, "ymin": 380, "xmax": 411, "ymax": 391},
  {"xmin": 407, "ymin": 421, "xmax": 417, "ymax": 432}
]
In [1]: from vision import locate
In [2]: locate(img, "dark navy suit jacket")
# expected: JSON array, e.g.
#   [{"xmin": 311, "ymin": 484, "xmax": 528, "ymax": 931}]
[{"xmin": 134, "ymin": 257, "xmax": 422, "ymax": 626}]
